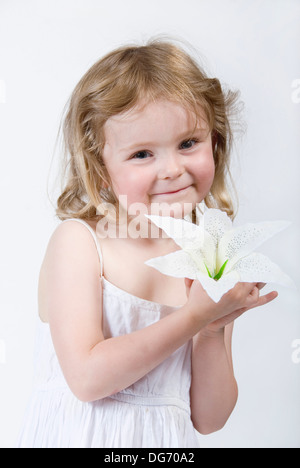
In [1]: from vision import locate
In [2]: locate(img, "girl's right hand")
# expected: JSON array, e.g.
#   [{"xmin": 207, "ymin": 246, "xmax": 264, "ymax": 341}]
[{"xmin": 184, "ymin": 279, "xmax": 278, "ymax": 330}]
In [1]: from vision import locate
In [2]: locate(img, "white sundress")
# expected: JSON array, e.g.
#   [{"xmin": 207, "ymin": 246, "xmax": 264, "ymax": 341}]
[{"xmin": 16, "ymin": 218, "xmax": 200, "ymax": 448}]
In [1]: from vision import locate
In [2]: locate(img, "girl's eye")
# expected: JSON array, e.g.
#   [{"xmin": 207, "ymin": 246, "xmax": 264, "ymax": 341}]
[
  {"xmin": 131, "ymin": 150, "xmax": 152, "ymax": 160},
  {"xmin": 180, "ymin": 139, "xmax": 199, "ymax": 150}
]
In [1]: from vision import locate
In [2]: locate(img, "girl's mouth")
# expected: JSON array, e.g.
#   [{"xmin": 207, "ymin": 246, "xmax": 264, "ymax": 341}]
[{"xmin": 153, "ymin": 186, "xmax": 191, "ymax": 196}]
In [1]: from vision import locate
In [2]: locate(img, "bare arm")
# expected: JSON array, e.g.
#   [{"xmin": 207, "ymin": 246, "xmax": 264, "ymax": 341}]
[
  {"xmin": 185, "ymin": 279, "xmax": 278, "ymax": 434},
  {"xmin": 41, "ymin": 222, "xmax": 207, "ymax": 402},
  {"xmin": 190, "ymin": 324, "xmax": 238, "ymax": 435},
  {"xmin": 42, "ymin": 222, "xmax": 277, "ymax": 408}
]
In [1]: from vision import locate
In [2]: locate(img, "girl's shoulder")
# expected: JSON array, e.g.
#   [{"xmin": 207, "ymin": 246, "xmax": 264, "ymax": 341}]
[
  {"xmin": 46, "ymin": 218, "xmax": 102, "ymax": 270},
  {"xmin": 38, "ymin": 219, "xmax": 103, "ymax": 322}
]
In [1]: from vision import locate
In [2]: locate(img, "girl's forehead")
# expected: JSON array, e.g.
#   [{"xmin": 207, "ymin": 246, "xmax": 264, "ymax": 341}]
[{"xmin": 104, "ymin": 99, "xmax": 208, "ymax": 134}]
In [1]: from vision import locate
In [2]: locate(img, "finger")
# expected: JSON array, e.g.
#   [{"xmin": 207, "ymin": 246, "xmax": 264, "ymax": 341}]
[
  {"xmin": 247, "ymin": 290, "xmax": 278, "ymax": 310},
  {"xmin": 244, "ymin": 282, "xmax": 259, "ymax": 294},
  {"xmin": 230, "ymin": 290, "xmax": 278, "ymax": 318},
  {"xmin": 184, "ymin": 278, "xmax": 193, "ymax": 296},
  {"xmin": 185, "ymin": 278, "xmax": 193, "ymax": 288},
  {"xmin": 246, "ymin": 285, "xmax": 260, "ymax": 306},
  {"xmin": 233, "ymin": 282, "xmax": 257, "ymax": 296},
  {"xmin": 256, "ymin": 282, "xmax": 266, "ymax": 290},
  {"xmin": 258, "ymin": 290, "xmax": 278, "ymax": 306},
  {"xmin": 250, "ymin": 286, "xmax": 259, "ymax": 297}
]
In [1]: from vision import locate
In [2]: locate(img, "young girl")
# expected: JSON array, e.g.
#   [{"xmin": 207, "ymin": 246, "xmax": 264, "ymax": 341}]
[{"xmin": 17, "ymin": 40, "xmax": 277, "ymax": 448}]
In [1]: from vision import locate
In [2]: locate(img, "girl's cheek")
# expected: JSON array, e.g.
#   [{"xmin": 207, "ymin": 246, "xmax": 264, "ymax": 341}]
[
  {"xmin": 193, "ymin": 154, "xmax": 215, "ymax": 188},
  {"xmin": 112, "ymin": 168, "xmax": 152, "ymax": 201}
]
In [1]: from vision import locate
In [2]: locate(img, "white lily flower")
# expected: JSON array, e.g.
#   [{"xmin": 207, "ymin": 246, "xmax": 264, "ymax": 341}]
[{"xmin": 145, "ymin": 209, "xmax": 295, "ymax": 303}]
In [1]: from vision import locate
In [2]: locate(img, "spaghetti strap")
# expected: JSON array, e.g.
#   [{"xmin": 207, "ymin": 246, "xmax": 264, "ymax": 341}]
[{"xmin": 62, "ymin": 218, "xmax": 104, "ymax": 278}]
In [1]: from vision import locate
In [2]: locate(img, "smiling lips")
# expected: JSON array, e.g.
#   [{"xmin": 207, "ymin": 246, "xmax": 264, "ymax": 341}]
[{"xmin": 153, "ymin": 186, "xmax": 191, "ymax": 196}]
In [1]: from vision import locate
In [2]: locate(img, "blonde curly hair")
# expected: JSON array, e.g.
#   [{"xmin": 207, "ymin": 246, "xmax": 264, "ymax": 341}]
[{"xmin": 56, "ymin": 39, "xmax": 241, "ymax": 222}]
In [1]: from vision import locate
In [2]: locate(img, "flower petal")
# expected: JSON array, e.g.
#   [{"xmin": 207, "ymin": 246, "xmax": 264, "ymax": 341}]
[
  {"xmin": 218, "ymin": 220, "xmax": 291, "ymax": 272},
  {"xmin": 145, "ymin": 250, "xmax": 198, "ymax": 279},
  {"xmin": 200, "ymin": 208, "xmax": 232, "ymax": 248},
  {"xmin": 145, "ymin": 214, "xmax": 201, "ymax": 250},
  {"xmin": 196, "ymin": 269, "xmax": 240, "ymax": 303},
  {"xmin": 233, "ymin": 252, "xmax": 296, "ymax": 288},
  {"xmin": 145, "ymin": 214, "xmax": 216, "ymax": 274}
]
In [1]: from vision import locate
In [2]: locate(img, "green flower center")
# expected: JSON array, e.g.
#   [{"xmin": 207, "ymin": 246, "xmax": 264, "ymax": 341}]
[{"xmin": 205, "ymin": 259, "xmax": 229, "ymax": 281}]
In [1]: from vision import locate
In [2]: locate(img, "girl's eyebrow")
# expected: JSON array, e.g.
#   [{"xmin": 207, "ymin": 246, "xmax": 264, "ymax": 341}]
[
  {"xmin": 120, "ymin": 127, "xmax": 209, "ymax": 154},
  {"xmin": 121, "ymin": 140, "xmax": 157, "ymax": 153}
]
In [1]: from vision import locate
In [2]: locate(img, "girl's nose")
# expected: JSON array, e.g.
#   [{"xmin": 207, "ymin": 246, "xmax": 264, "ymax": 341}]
[{"xmin": 158, "ymin": 153, "xmax": 184, "ymax": 180}]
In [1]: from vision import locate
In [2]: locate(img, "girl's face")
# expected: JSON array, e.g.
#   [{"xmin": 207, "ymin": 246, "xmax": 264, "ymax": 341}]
[{"xmin": 102, "ymin": 100, "xmax": 215, "ymax": 218}]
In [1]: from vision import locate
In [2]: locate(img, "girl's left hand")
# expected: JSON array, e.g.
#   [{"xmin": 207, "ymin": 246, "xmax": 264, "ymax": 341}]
[{"xmin": 184, "ymin": 280, "xmax": 277, "ymax": 335}]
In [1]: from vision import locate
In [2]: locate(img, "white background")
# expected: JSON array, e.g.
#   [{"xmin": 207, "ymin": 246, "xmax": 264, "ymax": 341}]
[{"xmin": 0, "ymin": 0, "xmax": 299, "ymax": 448}]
